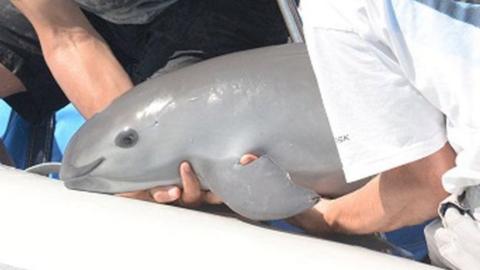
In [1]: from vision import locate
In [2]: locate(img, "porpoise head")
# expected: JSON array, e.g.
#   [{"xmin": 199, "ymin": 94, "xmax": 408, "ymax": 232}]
[{"xmin": 60, "ymin": 88, "xmax": 183, "ymax": 194}]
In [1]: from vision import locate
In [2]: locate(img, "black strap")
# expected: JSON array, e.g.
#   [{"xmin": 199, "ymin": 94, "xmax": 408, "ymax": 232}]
[{"xmin": 26, "ymin": 113, "xmax": 56, "ymax": 168}]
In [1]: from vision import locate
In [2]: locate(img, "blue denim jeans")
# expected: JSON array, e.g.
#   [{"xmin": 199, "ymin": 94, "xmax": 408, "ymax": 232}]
[{"xmin": 267, "ymin": 220, "xmax": 429, "ymax": 261}]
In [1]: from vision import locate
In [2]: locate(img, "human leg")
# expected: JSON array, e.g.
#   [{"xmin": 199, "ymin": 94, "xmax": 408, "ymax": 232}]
[
  {"xmin": 0, "ymin": 0, "xmax": 69, "ymax": 123},
  {"xmin": 0, "ymin": 64, "xmax": 25, "ymax": 98}
]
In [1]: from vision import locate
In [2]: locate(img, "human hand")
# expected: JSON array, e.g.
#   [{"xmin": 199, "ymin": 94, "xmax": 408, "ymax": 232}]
[
  {"xmin": 119, "ymin": 154, "xmax": 259, "ymax": 208},
  {"xmin": 119, "ymin": 162, "xmax": 222, "ymax": 207}
]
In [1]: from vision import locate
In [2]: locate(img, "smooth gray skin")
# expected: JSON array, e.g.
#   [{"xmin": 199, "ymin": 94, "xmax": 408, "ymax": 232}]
[{"xmin": 60, "ymin": 44, "xmax": 367, "ymax": 220}]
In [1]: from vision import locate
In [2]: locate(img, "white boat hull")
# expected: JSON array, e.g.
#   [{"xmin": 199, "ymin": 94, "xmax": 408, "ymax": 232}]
[{"xmin": 0, "ymin": 165, "xmax": 440, "ymax": 270}]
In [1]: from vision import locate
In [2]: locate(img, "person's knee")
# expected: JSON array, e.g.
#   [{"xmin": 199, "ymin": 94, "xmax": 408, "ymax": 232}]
[{"xmin": 0, "ymin": 63, "xmax": 25, "ymax": 97}]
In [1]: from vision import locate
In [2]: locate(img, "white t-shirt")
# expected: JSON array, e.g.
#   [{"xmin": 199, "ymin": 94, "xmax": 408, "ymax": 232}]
[{"xmin": 301, "ymin": 0, "xmax": 480, "ymax": 193}]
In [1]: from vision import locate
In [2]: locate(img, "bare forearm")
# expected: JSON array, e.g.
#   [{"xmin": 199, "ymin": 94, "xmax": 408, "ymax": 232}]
[
  {"xmin": 325, "ymin": 174, "xmax": 441, "ymax": 234},
  {"xmin": 11, "ymin": 0, "xmax": 133, "ymax": 118},
  {"xmin": 292, "ymin": 144, "xmax": 456, "ymax": 235},
  {"xmin": 323, "ymin": 144, "xmax": 455, "ymax": 234},
  {"xmin": 41, "ymin": 30, "xmax": 133, "ymax": 118}
]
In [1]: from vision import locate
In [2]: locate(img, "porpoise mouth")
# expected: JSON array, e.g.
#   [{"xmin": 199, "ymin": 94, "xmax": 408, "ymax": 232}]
[{"xmin": 60, "ymin": 157, "xmax": 105, "ymax": 181}]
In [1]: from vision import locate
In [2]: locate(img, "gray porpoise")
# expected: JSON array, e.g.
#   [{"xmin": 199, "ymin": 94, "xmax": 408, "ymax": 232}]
[{"xmin": 60, "ymin": 44, "xmax": 366, "ymax": 221}]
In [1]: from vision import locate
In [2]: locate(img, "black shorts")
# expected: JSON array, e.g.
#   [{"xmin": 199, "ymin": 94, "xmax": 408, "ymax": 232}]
[{"xmin": 0, "ymin": 0, "xmax": 288, "ymax": 123}]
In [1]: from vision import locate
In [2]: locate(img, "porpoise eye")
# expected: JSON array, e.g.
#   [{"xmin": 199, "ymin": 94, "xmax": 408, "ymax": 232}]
[{"xmin": 115, "ymin": 129, "xmax": 139, "ymax": 148}]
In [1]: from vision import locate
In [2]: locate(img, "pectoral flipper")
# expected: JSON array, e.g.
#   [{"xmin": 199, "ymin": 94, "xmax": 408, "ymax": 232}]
[{"xmin": 202, "ymin": 156, "xmax": 320, "ymax": 220}]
